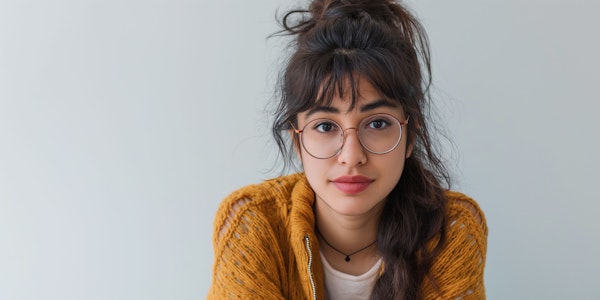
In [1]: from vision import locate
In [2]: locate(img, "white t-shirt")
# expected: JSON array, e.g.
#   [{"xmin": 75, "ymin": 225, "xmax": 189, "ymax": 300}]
[{"xmin": 320, "ymin": 251, "xmax": 383, "ymax": 300}]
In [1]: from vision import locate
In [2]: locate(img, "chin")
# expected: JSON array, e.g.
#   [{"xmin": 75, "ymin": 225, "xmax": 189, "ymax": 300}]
[{"xmin": 331, "ymin": 197, "xmax": 383, "ymax": 216}]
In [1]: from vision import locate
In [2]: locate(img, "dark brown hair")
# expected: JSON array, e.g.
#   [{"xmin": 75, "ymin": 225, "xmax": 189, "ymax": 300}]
[{"xmin": 272, "ymin": 0, "xmax": 449, "ymax": 298}]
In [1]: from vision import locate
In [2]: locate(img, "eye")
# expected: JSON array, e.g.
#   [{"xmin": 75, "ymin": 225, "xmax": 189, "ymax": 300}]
[
  {"xmin": 312, "ymin": 120, "xmax": 338, "ymax": 133},
  {"xmin": 367, "ymin": 118, "xmax": 391, "ymax": 129}
]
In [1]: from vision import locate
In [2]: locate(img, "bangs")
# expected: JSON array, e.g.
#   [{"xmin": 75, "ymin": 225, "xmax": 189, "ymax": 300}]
[
  {"xmin": 288, "ymin": 47, "xmax": 412, "ymax": 119},
  {"xmin": 315, "ymin": 66, "xmax": 363, "ymax": 113}
]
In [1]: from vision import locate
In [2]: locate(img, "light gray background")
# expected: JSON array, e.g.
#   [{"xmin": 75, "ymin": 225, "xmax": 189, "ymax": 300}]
[{"xmin": 1, "ymin": 0, "xmax": 598, "ymax": 299}]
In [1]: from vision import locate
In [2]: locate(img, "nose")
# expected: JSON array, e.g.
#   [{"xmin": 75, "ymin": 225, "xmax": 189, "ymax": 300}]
[{"xmin": 336, "ymin": 128, "xmax": 367, "ymax": 166}]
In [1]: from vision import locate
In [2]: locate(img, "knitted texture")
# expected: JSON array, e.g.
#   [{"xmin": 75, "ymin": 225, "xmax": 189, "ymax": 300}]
[{"xmin": 207, "ymin": 173, "xmax": 487, "ymax": 299}]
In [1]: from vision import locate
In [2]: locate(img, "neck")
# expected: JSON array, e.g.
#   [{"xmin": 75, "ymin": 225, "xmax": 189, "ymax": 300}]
[{"xmin": 314, "ymin": 197, "xmax": 382, "ymax": 255}]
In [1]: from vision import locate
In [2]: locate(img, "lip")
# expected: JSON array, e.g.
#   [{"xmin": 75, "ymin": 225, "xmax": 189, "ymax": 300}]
[{"xmin": 331, "ymin": 175, "xmax": 374, "ymax": 194}]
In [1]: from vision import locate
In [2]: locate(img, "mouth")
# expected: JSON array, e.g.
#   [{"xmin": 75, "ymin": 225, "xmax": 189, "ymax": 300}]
[{"xmin": 331, "ymin": 175, "xmax": 374, "ymax": 194}]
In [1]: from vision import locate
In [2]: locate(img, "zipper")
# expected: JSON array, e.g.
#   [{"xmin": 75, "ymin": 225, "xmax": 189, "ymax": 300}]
[{"xmin": 304, "ymin": 235, "xmax": 317, "ymax": 300}]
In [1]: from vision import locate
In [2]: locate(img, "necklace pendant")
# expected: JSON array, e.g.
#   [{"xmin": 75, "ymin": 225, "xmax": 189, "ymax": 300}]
[{"xmin": 345, "ymin": 256, "xmax": 351, "ymax": 262}]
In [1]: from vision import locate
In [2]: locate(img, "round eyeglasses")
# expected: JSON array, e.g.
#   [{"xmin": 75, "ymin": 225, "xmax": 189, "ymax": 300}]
[{"xmin": 291, "ymin": 113, "xmax": 409, "ymax": 159}]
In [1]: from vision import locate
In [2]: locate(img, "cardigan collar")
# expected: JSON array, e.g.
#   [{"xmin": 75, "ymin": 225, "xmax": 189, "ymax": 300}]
[{"xmin": 287, "ymin": 172, "xmax": 325, "ymax": 299}]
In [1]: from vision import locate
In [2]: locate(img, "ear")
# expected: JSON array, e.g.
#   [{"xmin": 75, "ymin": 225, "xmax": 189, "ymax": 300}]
[
  {"xmin": 405, "ymin": 121, "xmax": 416, "ymax": 159},
  {"xmin": 289, "ymin": 129, "xmax": 302, "ymax": 161},
  {"xmin": 405, "ymin": 141, "xmax": 414, "ymax": 159},
  {"xmin": 405, "ymin": 114, "xmax": 421, "ymax": 159}
]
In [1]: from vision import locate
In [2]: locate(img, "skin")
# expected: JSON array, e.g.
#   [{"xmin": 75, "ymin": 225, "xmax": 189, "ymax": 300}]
[{"xmin": 294, "ymin": 79, "xmax": 413, "ymax": 275}]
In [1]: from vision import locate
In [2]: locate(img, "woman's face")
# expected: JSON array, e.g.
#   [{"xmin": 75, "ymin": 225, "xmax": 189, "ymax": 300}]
[{"xmin": 295, "ymin": 79, "xmax": 412, "ymax": 218}]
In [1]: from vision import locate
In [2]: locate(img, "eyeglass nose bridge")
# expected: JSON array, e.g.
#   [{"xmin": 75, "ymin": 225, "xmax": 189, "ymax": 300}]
[{"xmin": 336, "ymin": 127, "xmax": 366, "ymax": 154}]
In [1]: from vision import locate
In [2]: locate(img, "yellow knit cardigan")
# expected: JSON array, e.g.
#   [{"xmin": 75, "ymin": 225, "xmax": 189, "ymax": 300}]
[{"xmin": 208, "ymin": 173, "xmax": 487, "ymax": 299}]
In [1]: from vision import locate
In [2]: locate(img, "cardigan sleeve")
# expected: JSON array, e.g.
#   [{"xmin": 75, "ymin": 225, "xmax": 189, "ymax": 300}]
[
  {"xmin": 423, "ymin": 192, "xmax": 488, "ymax": 300},
  {"xmin": 207, "ymin": 196, "xmax": 286, "ymax": 300}
]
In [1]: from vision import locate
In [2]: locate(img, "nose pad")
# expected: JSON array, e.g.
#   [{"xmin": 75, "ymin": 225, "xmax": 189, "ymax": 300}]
[{"xmin": 337, "ymin": 128, "xmax": 367, "ymax": 166}]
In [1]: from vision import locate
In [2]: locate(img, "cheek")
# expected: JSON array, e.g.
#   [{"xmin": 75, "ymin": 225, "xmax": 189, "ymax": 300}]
[
  {"xmin": 300, "ymin": 152, "xmax": 324, "ymax": 174},
  {"xmin": 385, "ymin": 156, "xmax": 405, "ymax": 173},
  {"xmin": 300, "ymin": 156, "xmax": 329, "ymax": 193},
  {"xmin": 378, "ymin": 149, "xmax": 408, "ymax": 181}
]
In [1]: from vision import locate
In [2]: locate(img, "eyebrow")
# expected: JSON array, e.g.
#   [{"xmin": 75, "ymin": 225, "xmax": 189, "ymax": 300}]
[
  {"xmin": 359, "ymin": 99, "xmax": 398, "ymax": 112},
  {"xmin": 304, "ymin": 106, "xmax": 340, "ymax": 119},
  {"xmin": 304, "ymin": 99, "xmax": 398, "ymax": 119}
]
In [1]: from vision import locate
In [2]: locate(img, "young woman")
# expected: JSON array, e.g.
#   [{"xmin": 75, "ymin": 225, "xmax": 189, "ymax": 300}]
[{"xmin": 208, "ymin": 0, "xmax": 487, "ymax": 299}]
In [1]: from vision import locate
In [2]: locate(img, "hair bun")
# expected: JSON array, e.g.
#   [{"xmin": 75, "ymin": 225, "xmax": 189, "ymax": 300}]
[
  {"xmin": 310, "ymin": 0, "xmax": 399, "ymax": 26},
  {"xmin": 281, "ymin": 0, "xmax": 414, "ymax": 37}
]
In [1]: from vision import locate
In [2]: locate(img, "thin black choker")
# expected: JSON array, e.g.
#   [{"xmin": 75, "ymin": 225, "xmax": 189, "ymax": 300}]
[{"xmin": 316, "ymin": 229, "xmax": 377, "ymax": 262}]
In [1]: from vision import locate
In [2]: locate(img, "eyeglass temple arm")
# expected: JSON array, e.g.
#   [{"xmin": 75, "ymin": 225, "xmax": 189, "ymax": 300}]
[
  {"xmin": 400, "ymin": 115, "xmax": 410, "ymax": 126},
  {"xmin": 289, "ymin": 121, "xmax": 303, "ymax": 134}
]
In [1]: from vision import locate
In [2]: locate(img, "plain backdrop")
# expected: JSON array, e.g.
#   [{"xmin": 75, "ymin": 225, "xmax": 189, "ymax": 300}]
[{"xmin": 1, "ymin": 0, "xmax": 599, "ymax": 299}]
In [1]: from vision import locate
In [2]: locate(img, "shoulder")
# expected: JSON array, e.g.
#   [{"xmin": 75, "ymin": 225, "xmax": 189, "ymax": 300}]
[
  {"xmin": 215, "ymin": 172, "xmax": 307, "ymax": 215},
  {"xmin": 442, "ymin": 191, "xmax": 488, "ymax": 254},
  {"xmin": 212, "ymin": 173, "xmax": 308, "ymax": 247},
  {"xmin": 444, "ymin": 191, "xmax": 487, "ymax": 235},
  {"xmin": 425, "ymin": 191, "xmax": 488, "ymax": 299}
]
